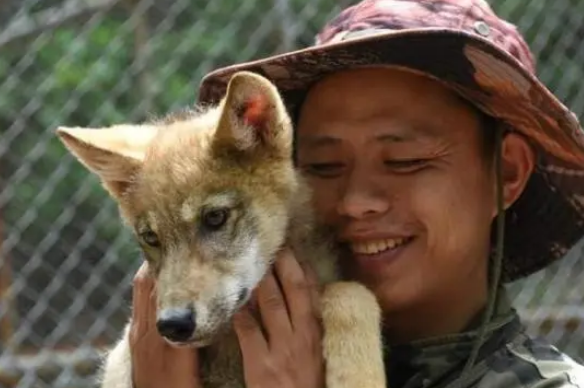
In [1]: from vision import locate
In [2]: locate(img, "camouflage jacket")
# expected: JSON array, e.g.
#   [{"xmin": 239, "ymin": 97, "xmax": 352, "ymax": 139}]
[{"xmin": 385, "ymin": 290, "xmax": 584, "ymax": 388}]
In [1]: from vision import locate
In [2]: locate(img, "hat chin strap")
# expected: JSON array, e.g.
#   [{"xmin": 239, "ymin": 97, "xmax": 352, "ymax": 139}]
[{"xmin": 455, "ymin": 125, "xmax": 506, "ymax": 387}]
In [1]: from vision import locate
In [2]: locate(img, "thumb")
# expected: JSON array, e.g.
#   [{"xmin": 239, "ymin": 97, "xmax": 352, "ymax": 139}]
[
  {"xmin": 168, "ymin": 345, "xmax": 201, "ymax": 377},
  {"xmin": 300, "ymin": 262, "xmax": 322, "ymax": 319},
  {"xmin": 130, "ymin": 261, "xmax": 156, "ymax": 344}
]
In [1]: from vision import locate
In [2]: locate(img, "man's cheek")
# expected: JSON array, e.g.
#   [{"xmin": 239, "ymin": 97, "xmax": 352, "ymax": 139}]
[{"xmin": 312, "ymin": 189, "xmax": 339, "ymax": 219}]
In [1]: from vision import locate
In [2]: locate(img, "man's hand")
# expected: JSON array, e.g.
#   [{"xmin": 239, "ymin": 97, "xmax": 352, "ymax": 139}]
[
  {"xmin": 233, "ymin": 249, "xmax": 325, "ymax": 388},
  {"xmin": 129, "ymin": 262, "xmax": 202, "ymax": 388}
]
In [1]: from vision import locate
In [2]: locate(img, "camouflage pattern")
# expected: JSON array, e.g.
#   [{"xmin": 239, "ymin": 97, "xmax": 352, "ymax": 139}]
[
  {"xmin": 197, "ymin": 0, "xmax": 584, "ymax": 283},
  {"xmin": 385, "ymin": 289, "xmax": 584, "ymax": 388}
]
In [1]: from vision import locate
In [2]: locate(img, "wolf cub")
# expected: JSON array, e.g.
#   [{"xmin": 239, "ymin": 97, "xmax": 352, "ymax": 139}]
[{"xmin": 57, "ymin": 71, "xmax": 386, "ymax": 388}]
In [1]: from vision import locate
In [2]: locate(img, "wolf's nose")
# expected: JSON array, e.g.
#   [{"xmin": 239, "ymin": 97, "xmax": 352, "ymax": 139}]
[{"xmin": 156, "ymin": 307, "xmax": 196, "ymax": 342}]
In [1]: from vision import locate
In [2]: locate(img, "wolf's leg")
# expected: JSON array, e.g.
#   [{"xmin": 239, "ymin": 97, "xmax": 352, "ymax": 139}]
[
  {"xmin": 321, "ymin": 282, "xmax": 387, "ymax": 388},
  {"xmin": 99, "ymin": 322, "xmax": 133, "ymax": 388}
]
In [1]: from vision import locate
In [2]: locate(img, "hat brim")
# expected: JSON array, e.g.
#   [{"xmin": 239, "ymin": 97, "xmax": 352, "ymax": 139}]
[{"xmin": 197, "ymin": 28, "xmax": 584, "ymax": 282}]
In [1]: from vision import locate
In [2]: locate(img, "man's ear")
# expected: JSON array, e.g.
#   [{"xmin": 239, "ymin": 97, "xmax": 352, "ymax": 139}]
[
  {"xmin": 56, "ymin": 124, "xmax": 158, "ymax": 198},
  {"xmin": 214, "ymin": 71, "xmax": 292, "ymax": 156},
  {"xmin": 495, "ymin": 131, "xmax": 536, "ymax": 215}
]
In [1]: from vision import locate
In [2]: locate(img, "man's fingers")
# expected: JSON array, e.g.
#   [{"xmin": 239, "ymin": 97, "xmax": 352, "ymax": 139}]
[
  {"xmin": 257, "ymin": 269, "xmax": 292, "ymax": 342},
  {"xmin": 300, "ymin": 262, "xmax": 322, "ymax": 320},
  {"xmin": 166, "ymin": 344, "xmax": 200, "ymax": 373},
  {"xmin": 274, "ymin": 249, "xmax": 317, "ymax": 329},
  {"xmin": 132, "ymin": 261, "xmax": 155, "ymax": 319},
  {"xmin": 233, "ymin": 304, "xmax": 268, "ymax": 357},
  {"xmin": 131, "ymin": 261, "xmax": 157, "ymax": 344}
]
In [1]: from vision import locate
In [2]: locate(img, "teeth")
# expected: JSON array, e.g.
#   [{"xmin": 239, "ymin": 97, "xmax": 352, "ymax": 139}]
[{"xmin": 351, "ymin": 238, "xmax": 408, "ymax": 255}]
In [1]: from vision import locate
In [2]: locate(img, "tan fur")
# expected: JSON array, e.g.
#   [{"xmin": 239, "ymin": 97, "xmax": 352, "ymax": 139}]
[{"xmin": 57, "ymin": 71, "xmax": 386, "ymax": 388}]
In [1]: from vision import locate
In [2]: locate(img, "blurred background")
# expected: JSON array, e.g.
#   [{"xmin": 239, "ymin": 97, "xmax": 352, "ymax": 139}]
[{"xmin": 0, "ymin": 0, "xmax": 583, "ymax": 387}]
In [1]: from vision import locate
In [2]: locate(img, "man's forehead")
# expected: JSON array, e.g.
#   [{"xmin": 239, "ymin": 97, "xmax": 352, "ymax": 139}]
[
  {"xmin": 296, "ymin": 121, "xmax": 444, "ymax": 148},
  {"xmin": 297, "ymin": 90, "xmax": 482, "ymax": 149}
]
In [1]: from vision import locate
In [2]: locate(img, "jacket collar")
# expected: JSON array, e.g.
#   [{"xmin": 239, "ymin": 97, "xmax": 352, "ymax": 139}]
[{"xmin": 385, "ymin": 289, "xmax": 523, "ymax": 388}]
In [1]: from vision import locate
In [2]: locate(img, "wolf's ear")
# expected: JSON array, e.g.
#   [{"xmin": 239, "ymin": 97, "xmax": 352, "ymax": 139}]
[
  {"xmin": 56, "ymin": 124, "xmax": 157, "ymax": 198},
  {"xmin": 214, "ymin": 71, "xmax": 292, "ymax": 156}
]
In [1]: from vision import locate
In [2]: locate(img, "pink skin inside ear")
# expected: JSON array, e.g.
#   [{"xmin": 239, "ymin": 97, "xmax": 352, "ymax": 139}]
[{"xmin": 240, "ymin": 94, "xmax": 269, "ymax": 132}]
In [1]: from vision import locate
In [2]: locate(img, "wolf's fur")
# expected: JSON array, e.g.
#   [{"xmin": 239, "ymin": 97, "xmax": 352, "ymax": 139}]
[{"xmin": 56, "ymin": 71, "xmax": 386, "ymax": 388}]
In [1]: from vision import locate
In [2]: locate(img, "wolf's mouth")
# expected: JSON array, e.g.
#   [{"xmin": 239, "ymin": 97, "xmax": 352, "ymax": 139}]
[
  {"xmin": 164, "ymin": 337, "xmax": 213, "ymax": 349},
  {"xmin": 163, "ymin": 321, "xmax": 235, "ymax": 349}
]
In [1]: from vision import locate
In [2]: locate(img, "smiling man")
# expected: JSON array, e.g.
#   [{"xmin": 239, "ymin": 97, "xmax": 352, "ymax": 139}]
[
  {"xmin": 295, "ymin": 67, "xmax": 506, "ymax": 345},
  {"xmin": 122, "ymin": 1, "xmax": 584, "ymax": 388}
]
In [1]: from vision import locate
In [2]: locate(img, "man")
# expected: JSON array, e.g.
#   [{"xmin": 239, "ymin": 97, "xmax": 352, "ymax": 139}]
[{"xmin": 128, "ymin": 1, "xmax": 584, "ymax": 387}]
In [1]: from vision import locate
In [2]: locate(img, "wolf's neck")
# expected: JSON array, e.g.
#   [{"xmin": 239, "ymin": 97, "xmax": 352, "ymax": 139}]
[
  {"xmin": 285, "ymin": 177, "xmax": 339, "ymax": 284},
  {"xmin": 201, "ymin": 328, "xmax": 244, "ymax": 388}
]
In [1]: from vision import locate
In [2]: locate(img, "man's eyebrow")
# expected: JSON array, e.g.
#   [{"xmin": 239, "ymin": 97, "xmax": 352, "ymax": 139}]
[{"xmin": 296, "ymin": 135, "xmax": 342, "ymax": 148}]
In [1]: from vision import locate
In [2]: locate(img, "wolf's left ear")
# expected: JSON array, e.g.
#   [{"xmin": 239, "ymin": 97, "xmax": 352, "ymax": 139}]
[
  {"xmin": 56, "ymin": 124, "xmax": 157, "ymax": 198},
  {"xmin": 214, "ymin": 71, "xmax": 293, "ymax": 156}
]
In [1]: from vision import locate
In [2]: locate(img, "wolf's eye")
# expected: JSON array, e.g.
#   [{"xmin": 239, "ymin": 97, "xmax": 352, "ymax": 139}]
[
  {"xmin": 201, "ymin": 207, "xmax": 230, "ymax": 230},
  {"xmin": 140, "ymin": 230, "xmax": 160, "ymax": 247}
]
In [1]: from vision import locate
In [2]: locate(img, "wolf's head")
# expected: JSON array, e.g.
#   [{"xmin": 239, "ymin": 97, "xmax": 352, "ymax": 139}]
[{"xmin": 57, "ymin": 72, "xmax": 308, "ymax": 347}]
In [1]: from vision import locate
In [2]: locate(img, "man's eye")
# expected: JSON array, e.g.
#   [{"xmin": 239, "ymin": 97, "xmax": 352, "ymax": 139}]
[
  {"xmin": 384, "ymin": 159, "xmax": 429, "ymax": 172},
  {"xmin": 302, "ymin": 163, "xmax": 345, "ymax": 177}
]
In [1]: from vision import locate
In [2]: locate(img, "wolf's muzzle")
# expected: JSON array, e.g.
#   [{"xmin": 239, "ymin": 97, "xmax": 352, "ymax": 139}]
[{"xmin": 156, "ymin": 307, "xmax": 196, "ymax": 342}]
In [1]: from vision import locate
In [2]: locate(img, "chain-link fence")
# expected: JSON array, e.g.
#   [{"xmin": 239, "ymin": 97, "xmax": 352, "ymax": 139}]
[{"xmin": 0, "ymin": 0, "xmax": 583, "ymax": 387}]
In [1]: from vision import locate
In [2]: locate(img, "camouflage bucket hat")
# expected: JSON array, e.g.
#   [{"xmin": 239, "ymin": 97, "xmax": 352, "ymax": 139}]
[{"xmin": 197, "ymin": 0, "xmax": 584, "ymax": 283}]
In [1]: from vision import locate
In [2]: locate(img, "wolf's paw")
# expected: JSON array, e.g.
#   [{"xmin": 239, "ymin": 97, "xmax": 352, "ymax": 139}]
[
  {"xmin": 320, "ymin": 281, "xmax": 386, "ymax": 388},
  {"xmin": 321, "ymin": 281, "xmax": 381, "ymax": 327}
]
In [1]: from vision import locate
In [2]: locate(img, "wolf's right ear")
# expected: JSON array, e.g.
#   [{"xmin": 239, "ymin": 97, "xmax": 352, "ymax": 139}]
[
  {"xmin": 214, "ymin": 71, "xmax": 292, "ymax": 156},
  {"xmin": 56, "ymin": 124, "xmax": 157, "ymax": 198}
]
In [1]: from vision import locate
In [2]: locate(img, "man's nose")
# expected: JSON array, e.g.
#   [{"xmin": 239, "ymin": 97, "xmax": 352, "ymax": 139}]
[
  {"xmin": 156, "ymin": 307, "xmax": 196, "ymax": 342},
  {"xmin": 336, "ymin": 171, "xmax": 390, "ymax": 219}
]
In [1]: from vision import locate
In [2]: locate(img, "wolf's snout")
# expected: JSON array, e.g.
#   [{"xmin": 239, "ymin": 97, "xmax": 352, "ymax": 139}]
[{"xmin": 156, "ymin": 307, "xmax": 196, "ymax": 342}]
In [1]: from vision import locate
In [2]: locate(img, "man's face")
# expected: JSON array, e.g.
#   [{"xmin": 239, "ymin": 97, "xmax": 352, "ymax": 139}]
[{"xmin": 296, "ymin": 67, "xmax": 500, "ymax": 314}]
